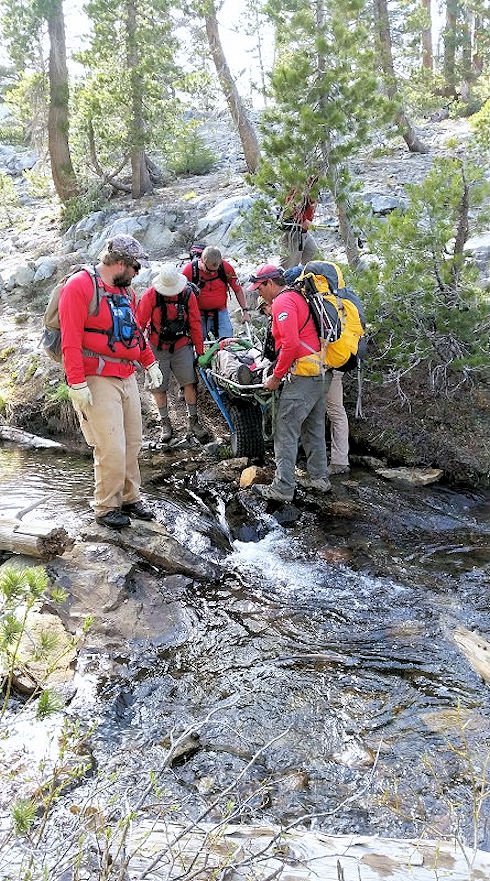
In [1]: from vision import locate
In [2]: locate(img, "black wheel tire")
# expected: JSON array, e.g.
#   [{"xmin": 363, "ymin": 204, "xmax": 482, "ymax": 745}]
[{"xmin": 229, "ymin": 401, "xmax": 265, "ymax": 460}]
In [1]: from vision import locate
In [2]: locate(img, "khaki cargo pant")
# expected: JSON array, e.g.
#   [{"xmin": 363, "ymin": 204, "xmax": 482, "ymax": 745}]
[
  {"xmin": 79, "ymin": 374, "xmax": 143, "ymax": 516},
  {"xmin": 326, "ymin": 369, "xmax": 349, "ymax": 468}
]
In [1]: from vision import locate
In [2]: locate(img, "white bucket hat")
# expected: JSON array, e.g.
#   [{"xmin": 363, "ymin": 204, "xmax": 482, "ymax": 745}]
[{"xmin": 153, "ymin": 264, "xmax": 188, "ymax": 297}]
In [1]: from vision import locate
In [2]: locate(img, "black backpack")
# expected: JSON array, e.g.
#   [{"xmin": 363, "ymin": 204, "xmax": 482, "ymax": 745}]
[{"xmin": 152, "ymin": 286, "xmax": 192, "ymax": 351}]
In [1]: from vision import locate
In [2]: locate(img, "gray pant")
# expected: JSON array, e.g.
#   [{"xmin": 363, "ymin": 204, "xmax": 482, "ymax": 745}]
[
  {"xmin": 271, "ymin": 373, "xmax": 330, "ymax": 499},
  {"xmin": 281, "ymin": 227, "xmax": 318, "ymax": 269}
]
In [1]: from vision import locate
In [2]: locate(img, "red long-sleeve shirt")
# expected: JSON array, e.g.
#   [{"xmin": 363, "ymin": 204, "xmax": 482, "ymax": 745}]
[
  {"xmin": 181, "ymin": 259, "xmax": 241, "ymax": 311},
  {"xmin": 59, "ymin": 270, "xmax": 155, "ymax": 386},
  {"xmin": 271, "ymin": 288, "xmax": 321, "ymax": 379},
  {"xmin": 136, "ymin": 286, "xmax": 204, "ymax": 355}
]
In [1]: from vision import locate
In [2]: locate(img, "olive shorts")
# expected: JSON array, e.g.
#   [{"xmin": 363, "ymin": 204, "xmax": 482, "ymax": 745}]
[{"xmin": 151, "ymin": 343, "xmax": 196, "ymax": 390}]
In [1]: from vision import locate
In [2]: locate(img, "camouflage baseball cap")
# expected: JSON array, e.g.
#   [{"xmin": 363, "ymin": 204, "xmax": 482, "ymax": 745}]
[{"xmin": 107, "ymin": 234, "xmax": 150, "ymax": 267}]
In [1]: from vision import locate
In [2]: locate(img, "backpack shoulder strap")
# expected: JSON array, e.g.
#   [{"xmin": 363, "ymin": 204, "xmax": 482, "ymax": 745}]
[
  {"xmin": 191, "ymin": 258, "xmax": 199, "ymax": 287},
  {"xmin": 218, "ymin": 263, "xmax": 228, "ymax": 287}
]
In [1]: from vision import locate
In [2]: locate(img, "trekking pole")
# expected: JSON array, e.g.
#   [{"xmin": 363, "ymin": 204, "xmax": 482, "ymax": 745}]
[{"xmin": 243, "ymin": 321, "xmax": 253, "ymax": 342}]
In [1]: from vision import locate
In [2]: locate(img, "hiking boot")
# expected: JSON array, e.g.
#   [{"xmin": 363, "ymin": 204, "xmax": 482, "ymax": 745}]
[
  {"xmin": 187, "ymin": 415, "xmax": 209, "ymax": 441},
  {"xmin": 329, "ymin": 464, "xmax": 350, "ymax": 475},
  {"xmin": 301, "ymin": 476, "xmax": 332, "ymax": 493},
  {"xmin": 122, "ymin": 501, "xmax": 154, "ymax": 521},
  {"xmin": 96, "ymin": 509, "xmax": 131, "ymax": 529},
  {"xmin": 253, "ymin": 483, "xmax": 293, "ymax": 502},
  {"xmin": 159, "ymin": 417, "xmax": 173, "ymax": 443}
]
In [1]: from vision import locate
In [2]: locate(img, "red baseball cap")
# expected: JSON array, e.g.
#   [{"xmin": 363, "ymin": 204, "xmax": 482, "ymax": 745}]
[{"xmin": 247, "ymin": 263, "xmax": 283, "ymax": 291}]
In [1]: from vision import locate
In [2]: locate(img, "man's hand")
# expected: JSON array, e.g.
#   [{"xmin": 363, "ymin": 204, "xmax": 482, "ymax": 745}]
[
  {"xmin": 241, "ymin": 309, "xmax": 251, "ymax": 324},
  {"xmin": 263, "ymin": 373, "xmax": 281, "ymax": 392},
  {"xmin": 145, "ymin": 362, "xmax": 163, "ymax": 390},
  {"xmin": 68, "ymin": 382, "xmax": 93, "ymax": 417}
]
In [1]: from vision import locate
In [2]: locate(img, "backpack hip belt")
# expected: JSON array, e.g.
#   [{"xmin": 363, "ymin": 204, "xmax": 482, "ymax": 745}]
[{"xmin": 82, "ymin": 348, "xmax": 138, "ymax": 375}]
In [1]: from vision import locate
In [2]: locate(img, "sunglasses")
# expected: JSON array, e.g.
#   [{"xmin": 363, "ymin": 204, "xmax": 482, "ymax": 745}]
[
  {"xmin": 129, "ymin": 260, "xmax": 141, "ymax": 273},
  {"xmin": 249, "ymin": 271, "xmax": 280, "ymax": 284}
]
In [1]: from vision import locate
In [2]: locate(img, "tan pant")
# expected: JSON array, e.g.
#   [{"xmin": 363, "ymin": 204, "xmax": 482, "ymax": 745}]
[
  {"xmin": 326, "ymin": 370, "xmax": 349, "ymax": 467},
  {"xmin": 80, "ymin": 374, "xmax": 143, "ymax": 516}
]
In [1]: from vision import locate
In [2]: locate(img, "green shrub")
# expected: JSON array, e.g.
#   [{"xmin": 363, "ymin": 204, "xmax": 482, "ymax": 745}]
[
  {"xmin": 0, "ymin": 121, "xmax": 26, "ymax": 146},
  {"xmin": 168, "ymin": 130, "xmax": 216, "ymax": 176},
  {"xmin": 354, "ymin": 157, "xmax": 490, "ymax": 385},
  {"xmin": 23, "ymin": 167, "xmax": 52, "ymax": 198}
]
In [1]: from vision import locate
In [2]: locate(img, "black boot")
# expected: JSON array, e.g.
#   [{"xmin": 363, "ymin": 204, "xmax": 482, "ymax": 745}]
[
  {"xmin": 187, "ymin": 415, "xmax": 209, "ymax": 441},
  {"xmin": 96, "ymin": 509, "xmax": 131, "ymax": 529},
  {"xmin": 122, "ymin": 501, "xmax": 154, "ymax": 521}
]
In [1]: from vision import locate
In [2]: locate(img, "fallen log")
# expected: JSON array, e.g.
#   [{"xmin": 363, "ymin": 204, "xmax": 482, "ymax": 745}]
[
  {"xmin": 0, "ymin": 518, "xmax": 74, "ymax": 559},
  {"xmin": 0, "ymin": 426, "xmax": 65, "ymax": 450},
  {"xmin": 128, "ymin": 821, "xmax": 490, "ymax": 880},
  {"xmin": 454, "ymin": 626, "xmax": 490, "ymax": 685}
]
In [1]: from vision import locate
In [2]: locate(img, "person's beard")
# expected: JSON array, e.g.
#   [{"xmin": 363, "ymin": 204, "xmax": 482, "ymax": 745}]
[{"xmin": 112, "ymin": 269, "xmax": 133, "ymax": 287}]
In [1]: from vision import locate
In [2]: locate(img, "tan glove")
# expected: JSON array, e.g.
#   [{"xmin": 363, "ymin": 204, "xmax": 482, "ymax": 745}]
[
  {"xmin": 68, "ymin": 382, "xmax": 93, "ymax": 418},
  {"xmin": 145, "ymin": 362, "xmax": 163, "ymax": 390}
]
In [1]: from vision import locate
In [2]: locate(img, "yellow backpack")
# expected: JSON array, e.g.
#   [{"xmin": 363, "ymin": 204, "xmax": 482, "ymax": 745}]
[{"xmin": 295, "ymin": 261, "xmax": 366, "ymax": 372}]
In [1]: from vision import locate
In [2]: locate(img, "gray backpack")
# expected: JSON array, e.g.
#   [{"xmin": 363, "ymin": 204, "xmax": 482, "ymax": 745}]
[{"xmin": 42, "ymin": 265, "xmax": 101, "ymax": 363}]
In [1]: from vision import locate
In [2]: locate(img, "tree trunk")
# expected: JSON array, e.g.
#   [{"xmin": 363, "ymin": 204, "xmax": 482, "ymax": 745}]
[
  {"xmin": 460, "ymin": 9, "xmax": 473, "ymax": 101},
  {"xmin": 373, "ymin": 0, "xmax": 429, "ymax": 153},
  {"xmin": 316, "ymin": 0, "xmax": 362, "ymax": 271},
  {"xmin": 443, "ymin": 0, "xmax": 459, "ymax": 98},
  {"xmin": 204, "ymin": 3, "xmax": 260, "ymax": 174},
  {"xmin": 46, "ymin": 0, "xmax": 79, "ymax": 203},
  {"xmin": 421, "ymin": 0, "xmax": 433, "ymax": 71},
  {"xmin": 126, "ymin": 0, "xmax": 153, "ymax": 198}
]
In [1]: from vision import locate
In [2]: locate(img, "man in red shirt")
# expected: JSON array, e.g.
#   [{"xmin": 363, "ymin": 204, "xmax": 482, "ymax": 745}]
[
  {"xmin": 280, "ymin": 178, "xmax": 319, "ymax": 269},
  {"xmin": 247, "ymin": 263, "xmax": 331, "ymax": 501},
  {"xmin": 182, "ymin": 245, "xmax": 250, "ymax": 339},
  {"xmin": 137, "ymin": 264, "xmax": 207, "ymax": 442},
  {"xmin": 59, "ymin": 234, "xmax": 163, "ymax": 530}
]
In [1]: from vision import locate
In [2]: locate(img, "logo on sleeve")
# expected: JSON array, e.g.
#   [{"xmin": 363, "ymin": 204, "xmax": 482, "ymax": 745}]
[{"xmin": 277, "ymin": 311, "xmax": 288, "ymax": 321}]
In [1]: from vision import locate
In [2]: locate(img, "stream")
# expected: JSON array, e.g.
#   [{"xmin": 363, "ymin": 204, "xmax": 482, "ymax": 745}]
[{"xmin": 1, "ymin": 445, "xmax": 490, "ymax": 853}]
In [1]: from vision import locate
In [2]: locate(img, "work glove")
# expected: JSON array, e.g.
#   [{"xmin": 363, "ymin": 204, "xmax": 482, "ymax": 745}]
[
  {"xmin": 145, "ymin": 362, "xmax": 163, "ymax": 391},
  {"xmin": 68, "ymin": 382, "xmax": 93, "ymax": 418}
]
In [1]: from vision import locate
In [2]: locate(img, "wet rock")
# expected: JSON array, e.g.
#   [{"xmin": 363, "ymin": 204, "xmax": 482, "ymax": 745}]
[
  {"xmin": 421, "ymin": 707, "xmax": 485, "ymax": 734},
  {"xmin": 374, "ymin": 466, "xmax": 443, "ymax": 485},
  {"xmin": 159, "ymin": 731, "xmax": 202, "ymax": 766},
  {"xmin": 198, "ymin": 458, "xmax": 249, "ymax": 484},
  {"xmin": 47, "ymin": 542, "xmax": 197, "ymax": 651},
  {"xmin": 318, "ymin": 547, "xmax": 352, "ymax": 565},
  {"xmin": 80, "ymin": 520, "xmax": 221, "ymax": 582}
]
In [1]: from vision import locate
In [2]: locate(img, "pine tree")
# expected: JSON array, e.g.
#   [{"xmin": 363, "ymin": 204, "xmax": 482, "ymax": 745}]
[
  {"xmin": 255, "ymin": 0, "xmax": 380, "ymax": 268},
  {"xmin": 1, "ymin": 0, "xmax": 79, "ymax": 203},
  {"xmin": 80, "ymin": 0, "xmax": 179, "ymax": 197},
  {"xmin": 372, "ymin": 0, "xmax": 428, "ymax": 152}
]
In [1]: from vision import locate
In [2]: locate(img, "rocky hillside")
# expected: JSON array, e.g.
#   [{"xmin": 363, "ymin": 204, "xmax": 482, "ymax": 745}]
[{"xmin": 0, "ymin": 110, "xmax": 488, "ymax": 485}]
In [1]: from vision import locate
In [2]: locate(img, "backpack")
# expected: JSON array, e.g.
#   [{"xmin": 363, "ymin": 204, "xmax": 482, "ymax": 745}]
[
  {"xmin": 42, "ymin": 265, "xmax": 103, "ymax": 363},
  {"xmin": 295, "ymin": 260, "xmax": 366, "ymax": 372},
  {"xmin": 42, "ymin": 265, "xmax": 142, "ymax": 363},
  {"xmin": 152, "ymin": 286, "xmax": 192, "ymax": 351}
]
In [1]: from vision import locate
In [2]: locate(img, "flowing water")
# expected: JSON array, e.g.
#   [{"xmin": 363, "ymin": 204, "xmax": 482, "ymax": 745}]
[{"xmin": 1, "ymin": 446, "xmax": 490, "ymax": 846}]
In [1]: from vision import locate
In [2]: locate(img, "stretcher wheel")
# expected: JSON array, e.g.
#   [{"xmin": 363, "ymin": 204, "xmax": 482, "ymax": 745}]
[{"xmin": 229, "ymin": 401, "xmax": 265, "ymax": 460}]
